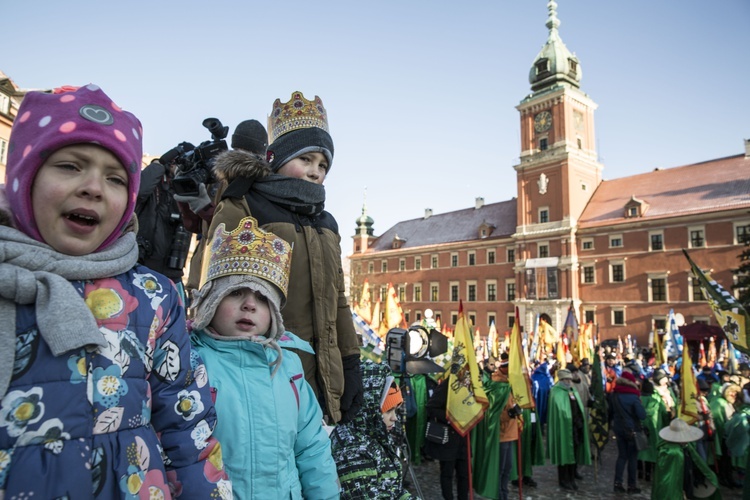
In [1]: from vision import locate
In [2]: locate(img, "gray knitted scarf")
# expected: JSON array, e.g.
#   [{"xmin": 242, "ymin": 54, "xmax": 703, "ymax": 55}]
[{"xmin": 0, "ymin": 225, "xmax": 139, "ymax": 397}]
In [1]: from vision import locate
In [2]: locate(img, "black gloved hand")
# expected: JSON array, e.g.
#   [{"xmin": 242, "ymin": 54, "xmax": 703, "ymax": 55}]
[{"xmin": 339, "ymin": 354, "xmax": 363, "ymax": 424}]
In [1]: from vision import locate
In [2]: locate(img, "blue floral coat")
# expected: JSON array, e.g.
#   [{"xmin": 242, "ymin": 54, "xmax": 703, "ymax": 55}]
[{"xmin": 0, "ymin": 266, "xmax": 231, "ymax": 499}]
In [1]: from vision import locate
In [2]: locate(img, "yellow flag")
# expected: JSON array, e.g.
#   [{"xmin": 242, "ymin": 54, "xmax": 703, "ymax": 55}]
[
  {"xmin": 357, "ymin": 278, "xmax": 372, "ymax": 324},
  {"xmin": 509, "ymin": 307, "xmax": 535, "ymax": 409},
  {"xmin": 371, "ymin": 297, "xmax": 381, "ymax": 328},
  {"xmin": 447, "ymin": 304, "xmax": 488, "ymax": 436},
  {"xmin": 654, "ymin": 331, "xmax": 665, "ymax": 366},
  {"xmin": 488, "ymin": 321, "xmax": 499, "ymax": 359},
  {"xmin": 679, "ymin": 343, "xmax": 700, "ymax": 425}
]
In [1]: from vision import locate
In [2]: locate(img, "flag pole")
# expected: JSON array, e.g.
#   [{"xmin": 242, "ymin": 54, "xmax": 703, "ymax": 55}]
[
  {"xmin": 516, "ymin": 431, "xmax": 523, "ymax": 500},
  {"xmin": 466, "ymin": 434, "xmax": 474, "ymax": 500}
]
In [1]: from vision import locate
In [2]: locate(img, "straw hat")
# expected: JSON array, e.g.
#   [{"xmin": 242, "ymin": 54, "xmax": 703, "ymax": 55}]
[{"xmin": 658, "ymin": 418, "xmax": 703, "ymax": 443}]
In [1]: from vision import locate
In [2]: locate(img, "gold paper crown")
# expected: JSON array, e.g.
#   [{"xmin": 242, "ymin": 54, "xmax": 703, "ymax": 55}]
[
  {"xmin": 200, "ymin": 216, "xmax": 292, "ymax": 296},
  {"xmin": 267, "ymin": 91, "xmax": 329, "ymax": 144}
]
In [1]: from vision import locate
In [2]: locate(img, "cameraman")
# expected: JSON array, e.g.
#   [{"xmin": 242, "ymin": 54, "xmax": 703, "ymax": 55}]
[
  {"xmin": 135, "ymin": 159, "xmax": 191, "ymax": 295},
  {"xmin": 175, "ymin": 119, "xmax": 268, "ymax": 292}
]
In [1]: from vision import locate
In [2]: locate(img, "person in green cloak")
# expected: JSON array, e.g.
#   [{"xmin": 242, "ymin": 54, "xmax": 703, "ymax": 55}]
[
  {"xmin": 724, "ymin": 389, "xmax": 750, "ymax": 500},
  {"xmin": 651, "ymin": 418, "xmax": 721, "ymax": 500},
  {"xmin": 709, "ymin": 383, "xmax": 742, "ymax": 488},
  {"xmin": 546, "ymin": 368, "xmax": 591, "ymax": 491},
  {"xmin": 638, "ymin": 379, "xmax": 668, "ymax": 482}
]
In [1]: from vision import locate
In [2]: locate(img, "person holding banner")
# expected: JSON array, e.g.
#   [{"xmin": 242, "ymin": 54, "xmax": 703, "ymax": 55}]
[{"xmin": 494, "ymin": 356, "xmax": 523, "ymax": 500}]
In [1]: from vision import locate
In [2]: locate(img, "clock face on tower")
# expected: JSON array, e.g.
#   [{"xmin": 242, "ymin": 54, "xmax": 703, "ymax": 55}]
[{"xmin": 534, "ymin": 110, "xmax": 552, "ymax": 132}]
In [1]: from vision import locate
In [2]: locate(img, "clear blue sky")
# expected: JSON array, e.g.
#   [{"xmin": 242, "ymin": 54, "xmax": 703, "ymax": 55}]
[{"xmin": 5, "ymin": 1, "xmax": 748, "ymax": 246}]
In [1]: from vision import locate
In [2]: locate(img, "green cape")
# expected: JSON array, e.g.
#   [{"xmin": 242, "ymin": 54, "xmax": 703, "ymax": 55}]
[
  {"xmin": 510, "ymin": 407, "xmax": 545, "ymax": 480},
  {"xmin": 651, "ymin": 441, "xmax": 721, "ymax": 500},
  {"xmin": 547, "ymin": 383, "xmax": 591, "ymax": 466},
  {"xmin": 638, "ymin": 392, "xmax": 668, "ymax": 463}
]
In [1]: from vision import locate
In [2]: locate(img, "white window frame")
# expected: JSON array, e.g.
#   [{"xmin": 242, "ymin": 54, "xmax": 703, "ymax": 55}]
[
  {"xmin": 381, "ymin": 260, "xmax": 387, "ymax": 272},
  {"xmin": 583, "ymin": 307, "xmax": 596, "ymax": 324},
  {"xmin": 466, "ymin": 281, "xmax": 477, "ymax": 302},
  {"xmin": 468, "ymin": 251, "xmax": 476, "ymax": 266},
  {"xmin": 430, "ymin": 282, "xmax": 439, "ymax": 302},
  {"xmin": 0, "ymin": 138, "xmax": 7, "ymax": 165},
  {"xmin": 609, "ymin": 234, "xmax": 623, "ymax": 248},
  {"xmin": 415, "ymin": 257, "xmax": 421, "ymax": 270},
  {"xmin": 431, "ymin": 254, "xmax": 439, "ymax": 269},
  {"xmin": 538, "ymin": 241, "xmax": 550, "ymax": 258},
  {"xmin": 506, "ymin": 279, "xmax": 516, "ymax": 301},
  {"xmin": 538, "ymin": 206, "xmax": 550, "ymax": 224},
  {"xmin": 486, "ymin": 279, "xmax": 497, "ymax": 301},
  {"xmin": 487, "ymin": 250, "xmax": 496, "ymax": 264},
  {"xmin": 0, "ymin": 93, "xmax": 9, "ymax": 114},
  {"xmin": 733, "ymin": 221, "xmax": 750, "ymax": 245},
  {"xmin": 611, "ymin": 307, "xmax": 626, "ymax": 326},
  {"xmin": 451, "ymin": 252, "xmax": 459, "ymax": 267},
  {"xmin": 450, "ymin": 281, "xmax": 460, "ymax": 302},
  {"xmin": 647, "ymin": 272, "xmax": 669, "ymax": 302},
  {"xmin": 609, "ymin": 259, "xmax": 626, "ymax": 283},
  {"xmin": 688, "ymin": 225, "xmax": 706, "ymax": 249},
  {"xmin": 507, "ymin": 248, "xmax": 515, "ymax": 263},
  {"xmin": 581, "ymin": 263, "xmax": 596, "ymax": 284},
  {"xmin": 413, "ymin": 283, "xmax": 422, "ymax": 302},
  {"xmin": 581, "ymin": 238, "xmax": 594, "ymax": 251},
  {"xmin": 649, "ymin": 230, "xmax": 664, "ymax": 251},
  {"xmin": 399, "ymin": 258, "xmax": 405, "ymax": 271}
]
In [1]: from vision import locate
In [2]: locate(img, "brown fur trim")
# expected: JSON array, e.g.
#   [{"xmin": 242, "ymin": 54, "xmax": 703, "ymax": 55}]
[{"xmin": 212, "ymin": 149, "xmax": 271, "ymax": 184}]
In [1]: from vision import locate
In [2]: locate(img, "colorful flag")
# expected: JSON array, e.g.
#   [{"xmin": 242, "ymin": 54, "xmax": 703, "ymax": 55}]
[
  {"xmin": 667, "ymin": 309, "xmax": 684, "ymax": 356},
  {"xmin": 539, "ymin": 317, "xmax": 558, "ymax": 355},
  {"xmin": 378, "ymin": 283, "xmax": 406, "ymax": 338},
  {"xmin": 357, "ymin": 278, "xmax": 372, "ymax": 324},
  {"xmin": 562, "ymin": 304, "xmax": 579, "ymax": 363},
  {"xmin": 352, "ymin": 311, "xmax": 382, "ymax": 349},
  {"xmin": 683, "ymin": 249, "xmax": 750, "ymax": 355},
  {"xmin": 679, "ymin": 343, "xmax": 700, "ymax": 425},
  {"xmin": 529, "ymin": 313, "xmax": 541, "ymax": 362},
  {"xmin": 698, "ymin": 342, "xmax": 707, "ymax": 368},
  {"xmin": 508, "ymin": 307, "xmax": 535, "ymax": 409},
  {"xmin": 654, "ymin": 330, "xmax": 666, "ymax": 367},
  {"xmin": 446, "ymin": 302, "xmax": 488, "ymax": 436}
]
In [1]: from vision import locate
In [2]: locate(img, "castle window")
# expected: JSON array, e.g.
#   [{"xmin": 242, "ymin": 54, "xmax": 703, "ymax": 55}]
[
  {"xmin": 488, "ymin": 250, "xmax": 496, "ymax": 264},
  {"xmin": 414, "ymin": 284, "xmax": 422, "ymax": 302},
  {"xmin": 539, "ymin": 208, "xmax": 549, "ymax": 223},
  {"xmin": 415, "ymin": 257, "xmax": 421, "ymax": 270},
  {"xmin": 539, "ymin": 138, "xmax": 548, "ymax": 151},
  {"xmin": 581, "ymin": 238, "xmax": 594, "ymax": 250},
  {"xmin": 431, "ymin": 254, "xmax": 439, "ymax": 269},
  {"xmin": 582, "ymin": 265, "xmax": 595, "ymax": 284},
  {"xmin": 507, "ymin": 248, "xmax": 515, "ymax": 262},
  {"xmin": 399, "ymin": 259, "xmax": 405, "ymax": 271},
  {"xmin": 468, "ymin": 252, "xmax": 476, "ymax": 266},
  {"xmin": 381, "ymin": 260, "xmax": 387, "ymax": 272},
  {"xmin": 535, "ymin": 59, "xmax": 549, "ymax": 75},
  {"xmin": 610, "ymin": 262, "xmax": 625, "ymax": 283},
  {"xmin": 506, "ymin": 280, "xmax": 516, "ymax": 301},
  {"xmin": 451, "ymin": 283, "xmax": 459, "ymax": 302},
  {"xmin": 568, "ymin": 59, "xmax": 578, "ymax": 76},
  {"xmin": 467, "ymin": 283, "xmax": 476, "ymax": 302},
  {"xmin": 650, "ymin": 232, "xmax": 664, "ymax": 251},
  {"xmin": 487, "ymin": 281, "xmax": 497, "ymax": 301},
  {"xmin": 612, "ymin": 308, "xmax": 625, "ymax": 326},
  {"xmin": 430, "ymin": 283, "xmax": 439, "ymax": 302},
  {"xmin": 368, "ymin": 262, "xmax": 374, "ymax": 273},
  {"xmin": 689, "ymin": 227, "xmax": 705, "ymax": 248},
  {"xmin": 609, "ymin": 235, "xmax": 623, "ymax": 248},
  {"xmin": 735, "ymin": 223, "xmax": 750, "ymax": 244},
  {"xmin": 451, "ymin": 253, "xmax": 458, "ymax": 267},
  {"xmin": 538, "ymin": 243, "xmax": 549, "ymax": 258}
]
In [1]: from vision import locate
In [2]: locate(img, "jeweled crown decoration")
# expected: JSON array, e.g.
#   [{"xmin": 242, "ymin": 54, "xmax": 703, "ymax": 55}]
[
  {"xmin": 200, "ymin": 216, "xmax": 292, "ymax": 296},
  {"xmin": 267, "ymin": 91, "xmax": 329, "ymax": 143}
]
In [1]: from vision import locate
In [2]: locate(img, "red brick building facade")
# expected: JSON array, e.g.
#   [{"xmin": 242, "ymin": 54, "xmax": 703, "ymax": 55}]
[{"xmin": 348, "ymin": 5, "xmax": 750, "ymax": 345}]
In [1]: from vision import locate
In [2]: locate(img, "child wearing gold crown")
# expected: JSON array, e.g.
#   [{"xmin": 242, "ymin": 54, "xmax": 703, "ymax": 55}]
[
  {"xmin": 190, "ymin": 216, "xmax": 339, "ymax": 499},
  {"xmin": 205, "ymin": 91, "xmax": 362, "ymax": 425}
]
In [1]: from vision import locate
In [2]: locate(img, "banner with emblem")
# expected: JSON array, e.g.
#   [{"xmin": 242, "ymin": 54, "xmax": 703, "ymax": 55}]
[
  {"xmin": 508, "ymin": 306, "xmax": 535, "ymax": 409},
  {"xmin": 683, "ymin": 249, "xmax": 750, "ymax": 356},
  {"xmin": 679, "ymin": 341, "xmax": 700, "ymax": 425},
  {"xmin": 446, "ymin": 302, "xmax": 488, "ymax": 436},
  {"xmin": 589, "ymin": 350, "xmax": 610, "ymax": 453}
]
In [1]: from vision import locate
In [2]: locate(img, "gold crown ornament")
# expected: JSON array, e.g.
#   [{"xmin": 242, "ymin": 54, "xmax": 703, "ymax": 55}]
[
  {"xmin": 200, "ymin": 216, "xmax": 292, "ymax": 296},
  {"xmin": 267, "ymin": 91, "xmax": 329, "ymax": 143}
]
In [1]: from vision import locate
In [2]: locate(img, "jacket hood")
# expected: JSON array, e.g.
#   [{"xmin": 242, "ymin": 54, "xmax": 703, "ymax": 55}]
[{"xmin": 212, "ymin": 149, "xmax": 271, "ymax": 184}]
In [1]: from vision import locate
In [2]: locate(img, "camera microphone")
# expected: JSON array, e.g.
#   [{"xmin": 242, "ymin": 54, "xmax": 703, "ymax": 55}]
[{"xmin": 231, "ymin": 119, "xmax": 268, "ymax": 155}]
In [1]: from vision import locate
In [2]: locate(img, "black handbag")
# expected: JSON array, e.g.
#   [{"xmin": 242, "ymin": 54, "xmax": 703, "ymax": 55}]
[
  {"xmin": 613, "ymin": 394, "xmax": 650, "ymax": 451},
  {"xmin": 425, "ymin": 420, "xmax": 450, "ymax": 445}
]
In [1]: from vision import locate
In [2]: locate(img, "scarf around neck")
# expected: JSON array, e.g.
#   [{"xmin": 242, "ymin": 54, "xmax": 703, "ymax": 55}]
[
  {"xmin": 251, "ymin": 174, "xmax": 326, "ymax": 216},
  {"xmin": 0, "ymin": 225, "xmax": 138, "ymax": 397}
]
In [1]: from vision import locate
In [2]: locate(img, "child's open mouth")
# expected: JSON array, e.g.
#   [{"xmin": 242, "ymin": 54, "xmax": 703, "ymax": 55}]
[{"xmin": 65, "ymin": 212, "xmax": 99, "ymax": 226}]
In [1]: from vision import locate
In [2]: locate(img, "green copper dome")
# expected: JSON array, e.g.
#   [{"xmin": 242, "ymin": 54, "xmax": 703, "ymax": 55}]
[{"xmin": 529, "ymin": 1, "xmax": 582, "ymax": 91}]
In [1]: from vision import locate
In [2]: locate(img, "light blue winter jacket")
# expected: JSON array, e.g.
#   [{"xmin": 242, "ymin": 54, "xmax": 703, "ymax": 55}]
[{"xmin": 192, "ymin": 329, "xmax": 340, "ymax": 500}]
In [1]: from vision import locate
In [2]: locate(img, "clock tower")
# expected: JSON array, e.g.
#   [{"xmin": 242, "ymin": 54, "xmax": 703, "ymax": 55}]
[{"xmin": 512, "ymin": 0, "xmax": 604, "ymax": 329}]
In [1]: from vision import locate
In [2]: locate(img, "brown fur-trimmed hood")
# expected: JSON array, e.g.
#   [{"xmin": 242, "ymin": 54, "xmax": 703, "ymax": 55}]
[{"xmin": 212, "ymin": 149, "xmax": 271, "ymax": 184}]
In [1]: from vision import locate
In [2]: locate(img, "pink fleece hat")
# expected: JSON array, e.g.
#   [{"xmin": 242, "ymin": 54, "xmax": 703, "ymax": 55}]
[{"xmin": 5, "ymin": 84, "xmax": 143, "ymax": 251}]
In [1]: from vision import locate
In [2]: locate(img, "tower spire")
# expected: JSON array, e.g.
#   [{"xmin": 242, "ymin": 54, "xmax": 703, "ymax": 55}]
[{"xmin": 528, "ymin": 0, "xmax": 582, "ymax": 92}]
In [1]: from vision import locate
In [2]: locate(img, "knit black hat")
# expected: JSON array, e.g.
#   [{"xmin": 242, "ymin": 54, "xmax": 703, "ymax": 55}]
[
  {"xmin": 266, "ymin": 127, "xmax": 334, "ymax": 173},
  {"xmin": 231, "ymin": 119, "xmax": 268, "ymax": 155}
]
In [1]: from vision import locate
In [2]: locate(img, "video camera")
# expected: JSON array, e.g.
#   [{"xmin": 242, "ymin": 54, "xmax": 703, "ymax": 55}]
[{"xmin": 161, "ymin": 118, "xmax": 229, "ymax": 197}]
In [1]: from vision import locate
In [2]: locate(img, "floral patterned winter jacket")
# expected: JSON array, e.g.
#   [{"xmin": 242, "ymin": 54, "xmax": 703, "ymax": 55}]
[{"xmin": 0, "ymin": 267, "xmax": 231, "ymax": 499}]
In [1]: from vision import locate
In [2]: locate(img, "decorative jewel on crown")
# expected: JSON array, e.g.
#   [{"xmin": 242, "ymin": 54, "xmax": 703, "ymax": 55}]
[
  {"xmin": 267, "ymin": 91, "xmax": 329, "ymax": 144},
  {"xmin": 200, "ymin": 216, "xmax": 292, "ymax": 296}
]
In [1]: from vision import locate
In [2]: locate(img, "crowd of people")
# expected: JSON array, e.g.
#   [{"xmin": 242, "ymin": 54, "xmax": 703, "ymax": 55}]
[{"xmin": 1, "ymin": 82, "xmax": 749, "ymax": 500}]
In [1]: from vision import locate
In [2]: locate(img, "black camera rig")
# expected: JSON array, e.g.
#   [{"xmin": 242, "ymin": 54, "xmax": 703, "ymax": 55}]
[{"xmin": 161, "ymin": 118, "xmax": 229, "ymax": 197}]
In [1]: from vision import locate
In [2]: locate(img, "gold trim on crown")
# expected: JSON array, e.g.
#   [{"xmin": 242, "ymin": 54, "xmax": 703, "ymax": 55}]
[
  {"xmin": 267, "ymin": 91, "xmax": 329, "ymax": 144},
  {"xmin": 200, "ymin": 216, "xmax": 292, "ymax": 296}
]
